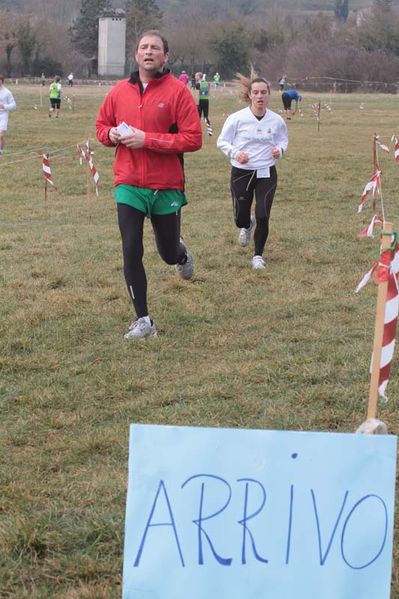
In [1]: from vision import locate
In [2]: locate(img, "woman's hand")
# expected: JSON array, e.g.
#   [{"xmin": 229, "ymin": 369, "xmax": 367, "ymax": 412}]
[
  {"xmin": 272, "ymin": 146, "xmax": 281, "ymax": 159},
  {"xmin": 236, "ymin": 151, "xmax": 249, "ymax": 164}
]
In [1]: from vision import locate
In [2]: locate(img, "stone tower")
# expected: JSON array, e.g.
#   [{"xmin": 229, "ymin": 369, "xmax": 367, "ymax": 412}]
[{"xmin": 98, "ymin": 10, "xmax": 126, "ymax": 77}]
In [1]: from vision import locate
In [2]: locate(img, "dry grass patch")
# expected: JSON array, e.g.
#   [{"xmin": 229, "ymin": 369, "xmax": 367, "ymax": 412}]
[{"xmin": 0, "ymin": 85, "xmax": 398, "ymax": 597}]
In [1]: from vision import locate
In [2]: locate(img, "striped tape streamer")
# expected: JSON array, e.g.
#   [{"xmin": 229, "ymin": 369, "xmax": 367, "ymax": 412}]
[
  {"xmin": 42, "ymin": 153, "xmax": 55, "ymax": 186},
  {"xmin": 359, "ymin": 244, "xmax": 399, "ymax": 400},
  {"xmin": 205, "ymin": 117, "xmax": 213, "ymax": 136},
  {"xmin": 356, "ymin": 135, "xmax": 399, "ymax": 398},
  {"xmin": 357, "ymin": 170, "xmax": 381, "ymax": 213},
  {"xmin": 376, "ymin": 139, "xmax": 389, "ymax": 153},
  {"xmin": 85, "ymin": 151, "xmax": 100, "ymax": 196},
  {"xmin": 77, "ymin": 143, "xmax": 86, "ymax": 165},
  {"xmin": 373, "ymin": 270, "xmax": 399, "ymax": 399},
  {"xmin": 358, "ymin": 214, "xmax": 383, "ymax": 238},
  {"xmin": 394, "ymin": 136, "xmax": 399, "ymax": 163},
  {"xmin": 375, "ymin": 247, "xmax": 399, "ymax": 399}
]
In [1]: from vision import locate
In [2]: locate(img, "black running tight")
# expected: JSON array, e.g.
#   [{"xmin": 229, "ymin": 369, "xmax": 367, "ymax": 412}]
[
  {"xmin": 230, "ymin": 166, "xmax": 277, "ymax": 256},
  {"xmin": 117, "ymin": 203, "xmax": 187, "ymax": 318},
  {"xmin": 198, "ymin": 99, "xmax": 209, "ymax": 119}
]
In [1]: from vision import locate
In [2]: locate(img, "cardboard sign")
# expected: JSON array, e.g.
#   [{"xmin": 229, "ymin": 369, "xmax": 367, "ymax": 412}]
[{"xmin": 123, "ymin": 424, "xmax": 397, "ymax": 599}]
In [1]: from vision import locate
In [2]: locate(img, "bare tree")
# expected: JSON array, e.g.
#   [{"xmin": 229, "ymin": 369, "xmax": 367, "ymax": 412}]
[
  {"xmin": 16, "ymin": 20, "xmax": 37, "ymax": 74},
  {"xmin": 0, "ymin": 13, "xmax": 18, "ymax": 76},
  {"xmin": 125, "ymin": 0, "xmax": 163, "ymax": 59},
  {"xmin": 164, "ymin": 10, "xmax": 212, "ymax": 72}
]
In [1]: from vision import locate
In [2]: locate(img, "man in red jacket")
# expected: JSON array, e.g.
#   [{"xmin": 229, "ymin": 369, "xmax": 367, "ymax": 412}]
[{"xmin": 96, "ymin": 30, "xmax": 202, "ymax": 340}]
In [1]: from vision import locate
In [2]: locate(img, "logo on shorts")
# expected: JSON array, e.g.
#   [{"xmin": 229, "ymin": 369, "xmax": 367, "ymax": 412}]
[
  {"xmin": 158, "ymin": 102, "xmax": 165, "ymax": 108},
  {"xmin": 171, "ymin": 201, "xmax": 179, "ymax": 207}
]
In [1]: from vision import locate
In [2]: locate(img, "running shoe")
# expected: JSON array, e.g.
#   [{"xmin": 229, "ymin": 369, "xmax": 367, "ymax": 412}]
[
  {"xmin": 176, "ymin": 250, "xmax": 194, "ymax": 280},
  {"xmin": 251, "ymin": 255, "xmax": 265, "ymax": 270},
  {"xmin": 124, "ymin": 317, "xmax": 157, "ymax": 340},
  {"xmin": 238, "ymin": 216, "xmax": 255, "ymax": 247}
]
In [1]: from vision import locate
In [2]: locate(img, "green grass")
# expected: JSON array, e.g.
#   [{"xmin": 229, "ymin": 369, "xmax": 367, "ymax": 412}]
[{"xmin": 1, "ymin": 84, "xmax": 399, "ymax": 597}]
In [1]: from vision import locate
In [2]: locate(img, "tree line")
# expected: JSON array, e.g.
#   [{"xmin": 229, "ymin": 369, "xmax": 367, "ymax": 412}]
[{"xmin": 1, "ymin": 0, "xmax": 399, "ymax": 91}]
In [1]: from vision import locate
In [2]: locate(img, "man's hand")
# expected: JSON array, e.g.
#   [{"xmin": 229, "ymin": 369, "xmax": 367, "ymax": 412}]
[
  {"xmin": 120, "ymin": 128, "xmax": 145, "ymax": 149},
  {"xmin": 108, "ymin": 127, "xmax": 145, "ymax": 149},
  {"xmin": 108, "ymin": 127, "xmax": 121, "ymax": 145},
  {"xmin": 0, "ymin": 103, "xmax": 5, "ymax": 110}
]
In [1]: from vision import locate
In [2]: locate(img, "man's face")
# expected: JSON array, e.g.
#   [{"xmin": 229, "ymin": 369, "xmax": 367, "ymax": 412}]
[{"xmin": 135, "ymin": 35, "xmax": 168, "ymax": 76}]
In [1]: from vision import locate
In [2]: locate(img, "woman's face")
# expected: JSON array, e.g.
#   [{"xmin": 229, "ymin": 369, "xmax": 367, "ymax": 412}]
[{"xmin": 249, "ymin": 81, "xmax": 269, "ymax": 113}]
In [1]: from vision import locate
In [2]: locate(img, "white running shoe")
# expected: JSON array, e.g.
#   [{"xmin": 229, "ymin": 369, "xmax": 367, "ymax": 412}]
[
  {"xmin": 251, "ymin": 255, "xmax": 265, "ymax": 270},
  {"xmin": 176, "ymin": 250, "xmax": 194, "ymax": 280},
  {"xmin": 238, "ymin": 216, "xmax": 255, "ymax": 247},
  {"xmin": 124, "ymin": 317, "xmax": 157, "ymax": 340}
]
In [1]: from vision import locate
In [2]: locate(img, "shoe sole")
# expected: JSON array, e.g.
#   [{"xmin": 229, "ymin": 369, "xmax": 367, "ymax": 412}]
[
  {"xmin": 124, "ymin": 330, "xmax": 157, "ymax": 340},
  {"xmin": 139, "ymin": 331, "xmax": 157, "ymax": 341}
]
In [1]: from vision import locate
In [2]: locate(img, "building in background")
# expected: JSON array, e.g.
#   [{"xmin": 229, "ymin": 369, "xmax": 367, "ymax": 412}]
[{"xmin": 98, "ymin": 9, "xmax": 126, "ymax": 77}]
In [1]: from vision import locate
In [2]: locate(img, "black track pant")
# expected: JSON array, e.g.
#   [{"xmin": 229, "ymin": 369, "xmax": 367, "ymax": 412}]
[
  {"xmin": 230, "ymin": 166, "xmax": 277, "ymax": 256},
  {"xmin": 282, "ymin": 92, "xmax": 292, "ymax": 110},
  {"xmin": 198, "ymin": 99, "xmax": 209, "ymax": 119},
  {"xmin": 117, "ymin": 203, "xmax": 187, "ymax": 318}
]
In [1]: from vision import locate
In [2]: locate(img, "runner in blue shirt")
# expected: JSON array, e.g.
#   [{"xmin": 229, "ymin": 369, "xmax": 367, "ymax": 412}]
[{"xmin": 281, "ymin": 88, "xmax": 302, "ymax": 120}]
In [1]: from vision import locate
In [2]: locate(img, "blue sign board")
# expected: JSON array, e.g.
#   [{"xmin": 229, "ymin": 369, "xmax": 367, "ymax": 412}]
[{"xmin": 123, "ymin": 424, "xmax": 397, "ymax": 599}]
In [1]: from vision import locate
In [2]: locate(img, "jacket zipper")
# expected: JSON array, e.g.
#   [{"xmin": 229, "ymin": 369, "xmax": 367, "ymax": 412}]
[{"xmin": 138, "ymin": 86, "xmax": 145, "ymax": 187}]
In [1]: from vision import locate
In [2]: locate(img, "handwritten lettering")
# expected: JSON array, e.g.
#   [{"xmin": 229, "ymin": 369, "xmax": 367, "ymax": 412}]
[
  {"xmin": 133, "ymin": 479, "xmax": 185, "ymax": 567},
  {"xmin": 132, "ymin": 476, "xmax": 388, "ymax": 570}
]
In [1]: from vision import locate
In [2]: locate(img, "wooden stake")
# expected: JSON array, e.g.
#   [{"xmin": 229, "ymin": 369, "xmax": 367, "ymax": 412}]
[
  {"xmin": 372, "ymin": 132, "xmax": 378, "ymax": 172},
  {"xmin": 85, "ymin": 140, "xmax": 92, "ymax": 222},
  {"xmin": 44, "ymin": 178, "xmax": 48, "ymax": 218},
  {"xmin": 86, "ymin": 167, "xmax": 91, "ymax": 222},
  {"xmin": 317, "ymin": 101, "xmax": 321, "ymax": 132},
  {"xmin": 367, "ymin": 221, "xmax": 393, "ymax": 420}
]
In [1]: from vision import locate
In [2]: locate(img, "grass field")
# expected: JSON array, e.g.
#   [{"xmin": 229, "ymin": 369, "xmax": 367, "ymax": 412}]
[{"xmin": 1, "ymin": 82, "xmax": 399, "ymax": 598}]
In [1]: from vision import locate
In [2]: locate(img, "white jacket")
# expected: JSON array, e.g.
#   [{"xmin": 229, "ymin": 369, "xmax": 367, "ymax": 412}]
[
  {"xmin": 0, "ymin": 86, "xmax": 16, "ymax": 113},
  {"xmin": 217, "ymin": 106, "xmax": 288, "ymax": 173}
]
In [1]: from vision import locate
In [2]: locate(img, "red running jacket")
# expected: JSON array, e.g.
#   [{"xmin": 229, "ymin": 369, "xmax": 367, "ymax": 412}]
[{"xmin": 96, "ymin": 70, "xmax": 202, "ymax": 190}]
